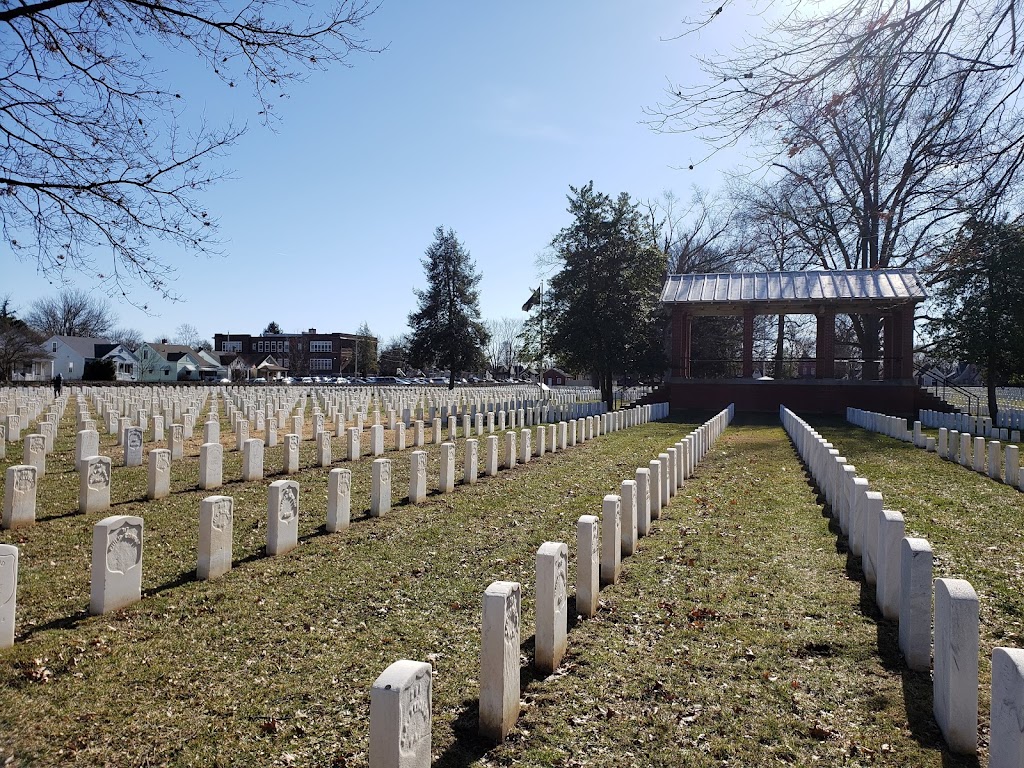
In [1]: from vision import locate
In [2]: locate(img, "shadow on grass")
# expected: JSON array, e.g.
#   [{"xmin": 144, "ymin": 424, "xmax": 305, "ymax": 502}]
[
  {"xmin": 18, "ymin": 609, "xmax": 91, "ymax": 641},
  {"xmin": 845, "ymin": 554, "xmax": 980, "ymax": 768}
]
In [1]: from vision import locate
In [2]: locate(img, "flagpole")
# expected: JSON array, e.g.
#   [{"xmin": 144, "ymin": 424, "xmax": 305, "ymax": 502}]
[{"xmin": 539, "ymin": 280, "xmax": 544, "ymax": 370}]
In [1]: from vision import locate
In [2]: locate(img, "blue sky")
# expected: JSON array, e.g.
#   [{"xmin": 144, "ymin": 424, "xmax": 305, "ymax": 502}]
[{"xmin": 5, "ymin": 2, "xmax": 741, "ymax": 345}]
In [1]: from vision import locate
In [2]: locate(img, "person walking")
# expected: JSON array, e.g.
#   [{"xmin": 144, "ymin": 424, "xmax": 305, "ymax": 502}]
[{"xmin": 53, "ymin": 373, "xmax": 63, "ymax": 397}]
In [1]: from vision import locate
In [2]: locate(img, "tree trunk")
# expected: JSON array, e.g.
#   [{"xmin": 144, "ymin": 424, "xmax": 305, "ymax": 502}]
[
  {"xmin": 857, "ymin": 315, "xmax": 881, "ymax": 381},
  {"xmin": 602, "ymin": 370, "xmax": 614, "ymax": 412},
  {"xmin": 987, "ymin": 352, "xmax": 999, "ymax": 422},
  {"xmin": 774, "ymin": 314, "xmax": 785, "ymax": 376}
]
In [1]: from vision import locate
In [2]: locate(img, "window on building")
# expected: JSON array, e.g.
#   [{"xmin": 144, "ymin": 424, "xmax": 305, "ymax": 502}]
[
  {"xmin": 310, "ymin": 341, "xmax": 333, "ymax": 352},
  {"xmin": 311, "ymin": 358, "xmax": 333, "ymax": 371},
  {"xmin": 284, "ymin": 341, "xmax": 290, "ymax": 352},
  {"xmin": 51, "ymin": 341, "xmax": 58, "ymax": 353}
]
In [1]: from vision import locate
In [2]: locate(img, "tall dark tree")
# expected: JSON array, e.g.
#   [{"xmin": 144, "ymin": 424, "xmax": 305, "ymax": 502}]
[
  {"xmin": 263, "ymin": 321, "xmax": 283, "ymax": 335},
  {"xmin": 546, "ymin": 182, "xmax": 667, "ymax": 409},
  {"xmin": 0, "ymin": 297, "xmax": 45, "ymax": 382},
  {"xmin": 2, "ymin": 0, "xmax": 376, "ymax": 298},
  {"xmin": 926, "ymin": 216, "xmax": 1024, "ymax": 420},
  {"xmin": 407, "ymin": 227, "xmax": 489, "ymax": 390},
  {"xmin": 25, "ymin": 288, "xmax": 117, "ymax": 338}
]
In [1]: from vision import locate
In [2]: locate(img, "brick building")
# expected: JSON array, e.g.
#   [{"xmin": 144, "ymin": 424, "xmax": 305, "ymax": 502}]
[{"xmin": 213, "ymin": 328, "xmax": 374, "ymax": 377}]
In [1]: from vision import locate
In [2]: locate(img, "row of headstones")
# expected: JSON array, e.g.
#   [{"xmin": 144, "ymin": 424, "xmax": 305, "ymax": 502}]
[
  {"xmin": 847, "ymin": 408, "xmax": 1024, "ymax": 488},
  {"xmin": 1, "ymin": 403, "xmax": 672, "ymax": 628},
  {"xmin": 784, "ymin": 405, "xmax": 1022, "ymax": 762},
  {"xmin": 2, "ymin": 402, "xmax": 661, "ymax": 528},
  {"xmin": 366, "ymin": 404, "xmax": 734, "ymax": 766},
  {"xmin": 918, "ymin": 408, "xmax": 1023, "ymax": 440}
]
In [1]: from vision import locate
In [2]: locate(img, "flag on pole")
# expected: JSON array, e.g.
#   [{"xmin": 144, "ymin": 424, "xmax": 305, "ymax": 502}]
[{"xmin": 521, "ymin": 286, "xmax": 541, "ymax": 312}]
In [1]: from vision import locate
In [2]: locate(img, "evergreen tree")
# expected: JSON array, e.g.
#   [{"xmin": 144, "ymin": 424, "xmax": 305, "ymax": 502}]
[
  {"xmin": 927, "ymin": 216, "xmax": 1024, "ymax": 419},
  {"xmin": 546, "ymin": 183, "xmax": 667, "ymax": 409},
  {"xmin": 407, "ymin": 227, "xmax": 489, "ymax": 390}
]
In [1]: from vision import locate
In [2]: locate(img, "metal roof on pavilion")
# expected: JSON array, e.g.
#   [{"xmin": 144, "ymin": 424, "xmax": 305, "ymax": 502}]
[{"xmin": 660, "ymin": 269, "xmax": 928, "ymax": 315}]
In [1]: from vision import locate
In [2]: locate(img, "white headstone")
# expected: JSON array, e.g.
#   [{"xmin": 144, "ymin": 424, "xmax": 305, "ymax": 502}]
[
  {"xmin": 199, "ymin": 442, "xmax": 223, "ymax": 490},
  {"xmin": 327, "ymin": 468, "xmax": 352, "ymax": 532},
  {"xmin": 535, "ymin": 542, "xmax": 569, "ymax": 675},
  {"xmin": 23, "ymin": 434, "xmax": 45, "ymax": 476},
  {"xmin": 80, "ymin": 455, "xmax": 112, "ymax": 513},
  {"xmin": 634, "ymin": 468, "xmax": 652, "ymax": 536},
  {"xmin": 371, "ymin": 458, "xmax": 392, "ymax": 516},
  {"xmin": 369, "ymin": 659, "xmax": 432, "ymax": 768},
  {"xmin": 123, "ymin": 426, "xmax": 144, "ymax": 467},
  {"xmin": 266, "ymin": 480, "xmax": 299, "ymax": 556},
  {"xmin": 316, "ymin": 431, "xmax": 332, "ymax": 468},
  {"xmin": 990, "ymin": 647, "xmax": 1024, "ymax": 768},
  {"xmin": 933, "ymin": 578, "xmax": 979, "ymax": 754},
  {"xmin": 3, "ymin": 466, "xmax": 37, "ymax": 529},
  {"xmin": 600, "ymin": 495, "xmax": 622, "ymax": 586},
  {"xmin": 899, "ymin": 537, "xmax": 933, "ymax": 672},
  {"xmin": 197, "ymin": 496, "xmax": 233, "ymax": 580},
  {"xmin": 439, "ymin": 443, "xmax": 455, "ymax": 493},
  {"xmin": 409, "ymin": 451, "xmax": 427, "ymax": 504},
  {"xmin": 464, "ymin": 439, "xmax": 479, "ymax": 485},
  {"xmin": 347, "ymin": 427, "xmax": 361, "ymax": 461},
  {"xmin": 479, "ymin": 580, "xmax": 521, "ymax": 744},
  {"xmin": 576, "ymin": 514, "xmax": 599, "ymax": 618},
  {"xmin": 620, "ymin": 479, "xmax": 638, "ymax": 556},
  {"xmin": 146, "ymin": 449, "xmax": 171, "ymax": 500},
  {"xmin": 89, "ymin": 515, "xmax": 143, "ymax": 614},
  {"xmin": 0, "ymin": 544, "xmax": 17, "ymax": 647}
]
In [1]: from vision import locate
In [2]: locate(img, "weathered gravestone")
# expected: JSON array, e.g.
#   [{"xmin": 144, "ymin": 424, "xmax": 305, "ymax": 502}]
[
  {"xmin": 371, "ymin": 459, "xmax": 392, "ymax": 517},
  {"xmin": 3, "ymin": 466, "xmax": 36, "ymax": 528},
  {"xmin": 199, "ymin": 443, "xmax": 223, "ymax": 490},
  {"xmin": 576, "ymin": 514, "xmax": 599, "ymax": 618},
  {"xmin": 267, "ymin": 480, "xmax": 300, "ymax": 556},
  {"xmin": 0, "ymin": 544, "xmax": 17, "ymax": 647},
  {"xmin": 327, "ymin": 469, "xmax": 352, "ymax": 532},
  {"xmin": 123, "ymin": 427, "xmax": 144, "ymax": 467},
  {"xmin": 369, "ymin": 659, "xmax": 432, "ymax": 768},
  {"xmin": 197, "ymin": 496, "xmax": 233, "ymax": 580},
  {"xmin": 80, "ymin": 456, "xmax": 112, "ymax": 514},
  {"xmin": 535, "ymin": 542, "xmax": 568, "ymax": 676},
  {"xmin": 90, "ymin": 515, "xmax": 143, "ymax": 614},
  {"xmin": 147, "ymin": 449, "xmax": 171, "ymax": 500},
  {"xmin": 479, "ymin": 580, "xmax": 521, "ymax": 744},
  {"xmin": 409, "ymin": 451, "xmax": 427, "ymax": 504}
]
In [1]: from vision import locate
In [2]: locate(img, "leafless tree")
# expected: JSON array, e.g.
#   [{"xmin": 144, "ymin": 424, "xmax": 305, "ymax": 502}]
[
  {"xmin": 652, "ymin": 2, "xmax": 1020, "ymax": 375},
  {"xmin": 484, "ymin": 317, "xmax": 526, "ymax": 375},
  {"xmin": 173, "ymin": 323, "xmax": 202, "ymax": 348},
  {"xmin": 2, "ymin": 0, "xmax": 377, "ymax": 299},
  {"xmin": 108, "ymin": 327, "xmax": 145, "ymax": 351},
  {"xmin": 24, "ymin": 288, "xmax": 117, "ymax": 337},
  {"xmin": 644, "ymin": 189, "xmax": 741, "ymax": 274}
]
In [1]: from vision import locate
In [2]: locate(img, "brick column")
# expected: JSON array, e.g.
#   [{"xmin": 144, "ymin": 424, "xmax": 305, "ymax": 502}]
[{"xmin": 815, "ymin": 310, "xmax": 836, "ymax": 379}]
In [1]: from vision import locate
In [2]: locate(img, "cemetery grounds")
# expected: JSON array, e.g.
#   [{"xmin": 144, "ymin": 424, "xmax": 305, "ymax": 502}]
[{"xmin": 0, "ymin": 392, "xmax": 1018, "ymax": 766}]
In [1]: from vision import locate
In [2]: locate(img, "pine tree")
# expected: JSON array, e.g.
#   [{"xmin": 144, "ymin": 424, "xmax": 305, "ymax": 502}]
[
  {"xmin": 546, "ymin": 182, "xmax": 667, "ymax": 408},
  {"xmin": 927, "ymin": 216, "xmax": 1024, "ymax": 419},
  {"xmin": 407, "ymin": 227, "xmax": 489, "ymax": 390}
]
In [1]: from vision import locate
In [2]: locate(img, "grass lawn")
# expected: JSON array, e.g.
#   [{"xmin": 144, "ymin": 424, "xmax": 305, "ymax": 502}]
[{"xmin": 0, "ymin": 399, "xmax": 1010, "ymax": 766}]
